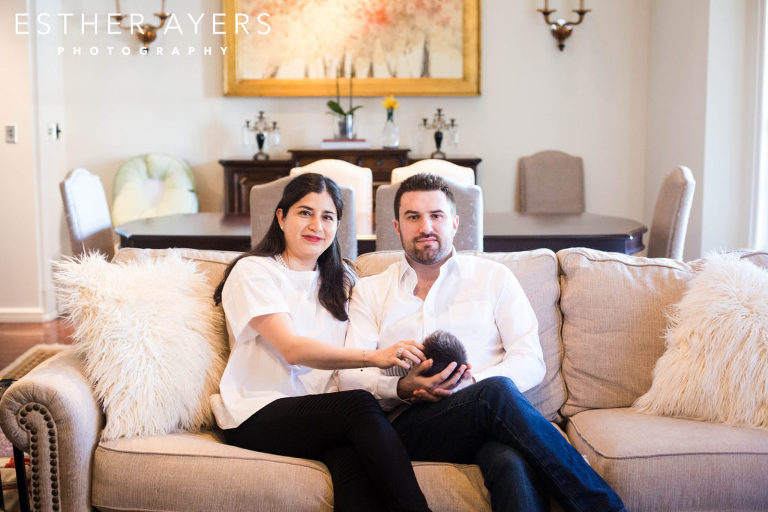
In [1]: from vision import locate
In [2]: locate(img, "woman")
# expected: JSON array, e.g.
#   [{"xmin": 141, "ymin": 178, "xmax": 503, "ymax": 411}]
[{"xmin": 212, "ymin": 173, "xmax": 431, "ymax": 512}]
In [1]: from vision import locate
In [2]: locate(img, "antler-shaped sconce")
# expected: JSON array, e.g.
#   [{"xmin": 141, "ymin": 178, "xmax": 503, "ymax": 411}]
[
  {"xmin": 112, "ymin": 0, "xmax": 170, "ymax": 49},
  {"xmin": 537, "ymin": 0, "xmax": 590, "ymax": 51}
]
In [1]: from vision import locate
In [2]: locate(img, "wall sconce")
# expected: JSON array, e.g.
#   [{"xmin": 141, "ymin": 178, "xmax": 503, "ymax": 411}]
[
  {"xmin": 419, "ymin": 108, "xmax": 458, "ymax": 159},
  {"xmin": 112, "ymin": 0, "xmax": 170, "ymax": 49},
  {"xmin": 537, "ymin": 0, "xmax": 591, "ymax": 51},
  {"xmin": 242, "ymin": 111, "xmax": 281, "ymax": 160}
]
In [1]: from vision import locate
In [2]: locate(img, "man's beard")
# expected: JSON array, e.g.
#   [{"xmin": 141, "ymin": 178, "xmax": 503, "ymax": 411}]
[{"xmin": 402, "ymin": 233, "xmax": 450, "ymax": 265}]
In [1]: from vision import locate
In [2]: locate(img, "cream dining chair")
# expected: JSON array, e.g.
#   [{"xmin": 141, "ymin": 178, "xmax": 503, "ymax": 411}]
[
  {"xmin": 647, "ymin": 166, "xmax": 695, "ymax": 260},
  {"xmin": 390, "ymin": 159, "xmax": 475, "ymax": 186},
  {"xmin": 517, "ymin": 150, "xmax": 585, "ymax": 213},
  {"xmin": 289, "ymin": 159, "xmax": 373, "ymax": 236},
  {"xmin": 60, "ymin": 168, "xmax": 116, "ymax": 260}
]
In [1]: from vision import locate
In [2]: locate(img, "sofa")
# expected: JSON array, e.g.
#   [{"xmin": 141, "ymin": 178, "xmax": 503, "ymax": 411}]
[{"xmin": 2, "ymin": 246, "xmax": 768, "ymax": 512}]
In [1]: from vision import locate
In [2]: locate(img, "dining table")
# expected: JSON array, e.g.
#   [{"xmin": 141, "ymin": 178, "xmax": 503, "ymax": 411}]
[{"xmin": 115, "ymin": 211, "xmax": 647, "ymax": 255}]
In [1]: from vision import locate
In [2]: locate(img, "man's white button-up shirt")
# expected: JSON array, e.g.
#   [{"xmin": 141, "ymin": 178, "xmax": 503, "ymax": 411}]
[{"xmin": 339, "ymin": 251, "xmax": 545, "ymax": 410}]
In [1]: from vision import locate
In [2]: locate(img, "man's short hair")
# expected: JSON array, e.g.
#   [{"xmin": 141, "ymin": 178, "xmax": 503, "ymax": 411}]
[
  {"xmin": 393, "ymin": 173, "xmax": 456, "ymax": 220},
  {"xmin": 420, "ymin": 330, "xmax": 468, "ymax": 377}
]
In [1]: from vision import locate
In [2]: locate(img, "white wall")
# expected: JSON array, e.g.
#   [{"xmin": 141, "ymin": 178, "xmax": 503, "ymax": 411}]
[
  {"xmin": 55, "ymin": 0, "xmax": 650, "ymax": 220},
  {"xmin": 32, "ymin": 0, "xmax": 68, "ymax": 317},
  {"xmin": 2, "ymin": 0, "xmax": 762, "ymax": 318},
  {"xmin": 645, "ymin": 0, "xmax": 710, "ymax": 261},
  {"xmin": 646, "ymin": 0, "xmax": 760, "ymax": 260},
  {"xmin": 701, "ymin": 0, "xmax": 759, "ymax": 253},
  {"xmin": 0, "ymin": 0, "xmax": 48, "ymax": 320}
]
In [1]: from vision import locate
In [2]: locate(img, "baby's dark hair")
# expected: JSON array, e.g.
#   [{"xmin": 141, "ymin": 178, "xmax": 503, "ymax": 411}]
[{"xmin": 421, "ymin": 330, "xmax": 468, "ymax": 377}]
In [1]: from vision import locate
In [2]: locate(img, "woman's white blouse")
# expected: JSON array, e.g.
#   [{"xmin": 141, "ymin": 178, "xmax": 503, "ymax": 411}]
[{"xmin": 210, "ymin": 256, "xmax": 348, "ymax": 429}]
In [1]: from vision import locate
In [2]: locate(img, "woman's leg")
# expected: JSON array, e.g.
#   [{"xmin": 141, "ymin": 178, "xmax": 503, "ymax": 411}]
[
  {"xmin": 224, "ymin": 390, "xmax": 430, "ymax": 512},
  {"xmin": 324, "ymin": 443, "xmax": 387, "ymax": 512}
]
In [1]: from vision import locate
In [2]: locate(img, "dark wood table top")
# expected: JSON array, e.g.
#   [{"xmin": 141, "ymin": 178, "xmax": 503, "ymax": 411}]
[
  {"xmin": 116, "ymin": 213, "xmax": 252, "ymax": 252},
  {"xmin": 483, "ymin": 212, "xmax": 647, "ymax": 253},
  {"xmin": 116, "ymin": 212, "xmax": 647, "ymax": 255}
]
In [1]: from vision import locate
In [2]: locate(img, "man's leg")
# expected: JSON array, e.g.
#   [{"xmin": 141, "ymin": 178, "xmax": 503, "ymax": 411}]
[
  {"xmin": 392, "ymin": 376, "xmax": 625, "ymax": 512},
  {"xmin": 475, "ymin": 441, "xmax": 549, "ymax": 512}
]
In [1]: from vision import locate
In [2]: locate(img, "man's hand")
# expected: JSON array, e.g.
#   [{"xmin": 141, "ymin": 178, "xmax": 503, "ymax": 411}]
[
  {"xmin": 397, "ymin": 361, "xmax": 473, "ymax": 403},
  {"xmin": 411, "ymin": 363, "xmax": 474, "ymax": 402}
]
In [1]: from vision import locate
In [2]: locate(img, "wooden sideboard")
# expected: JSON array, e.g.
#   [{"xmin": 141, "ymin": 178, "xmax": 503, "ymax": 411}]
[{"xmin": 220, "ymin": 149, "xmax": 481, "ymax": 214}]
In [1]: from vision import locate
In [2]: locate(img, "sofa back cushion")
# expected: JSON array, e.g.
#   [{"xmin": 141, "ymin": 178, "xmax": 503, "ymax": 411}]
[
  {"xmin": 735, "ymin": 250, "xmax": 768, "ymax": 269},
  {"xmin": 632, "ymin": 253, "xmax": 768, "ymax": 428},
  {"xmin": 356, "ymin": 249, "xmax": 566, "ymax": 421},
  {"xmin": 557, "ymin": 248, "xmax": 695, "ymax": 417},
  {"xmin": 114, "ymin": 247, "xmax": 239, "ymax": 351},
  {"xmin": 114, "ymin": 247, "xmax": 239, "ymax": 288}
]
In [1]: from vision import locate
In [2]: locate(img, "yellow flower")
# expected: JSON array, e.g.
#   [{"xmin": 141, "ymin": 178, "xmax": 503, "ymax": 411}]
[{"xmin": 381, "ymin": 96, "xmax": 399, "ymax": 110}]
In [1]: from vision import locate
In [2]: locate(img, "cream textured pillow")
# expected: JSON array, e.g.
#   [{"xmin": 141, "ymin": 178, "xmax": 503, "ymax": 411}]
[
  {"xmin": 54, "ymin": 251, "xmax": 226, "ymax": 440},
  {"xmin": 634, "ymin": 253, "xmax": 768, "ymax": 428}
]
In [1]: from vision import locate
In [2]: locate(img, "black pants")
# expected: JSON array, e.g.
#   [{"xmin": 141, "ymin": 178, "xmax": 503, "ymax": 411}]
[{"xmin": 224, "ymin": 390, "xmax": 430, "ymax": 512}]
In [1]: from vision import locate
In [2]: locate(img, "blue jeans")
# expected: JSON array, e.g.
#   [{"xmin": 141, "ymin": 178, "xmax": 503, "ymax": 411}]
[
  {"xmin": 391, "ymin": 377, "xmax": 626, "ymax": 512},
  {"xmin": 475, "ymin": 441, "xmax": 550, "ymax": 511}
]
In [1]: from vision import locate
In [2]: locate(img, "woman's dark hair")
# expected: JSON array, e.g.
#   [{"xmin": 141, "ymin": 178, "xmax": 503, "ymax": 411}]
[{"xmin": 213, "ymin": 173, "xmax": 354, "ymax": 321}]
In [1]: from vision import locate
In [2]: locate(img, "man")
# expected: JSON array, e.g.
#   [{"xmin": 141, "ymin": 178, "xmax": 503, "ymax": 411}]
[{"xmin": 338, "ymin": 174, "xmax": 625, "ymax": 512}]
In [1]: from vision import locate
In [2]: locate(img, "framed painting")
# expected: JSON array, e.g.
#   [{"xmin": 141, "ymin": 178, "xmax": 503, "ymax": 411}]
[{"xmin": 223, "ymin": 0, "xmax": 480, "ymax": 97}]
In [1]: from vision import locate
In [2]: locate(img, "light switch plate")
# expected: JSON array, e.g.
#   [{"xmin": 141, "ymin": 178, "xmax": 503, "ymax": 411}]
[{"xmin": 5, "ymin": 125, "xmax": 17, "ymax": 144}]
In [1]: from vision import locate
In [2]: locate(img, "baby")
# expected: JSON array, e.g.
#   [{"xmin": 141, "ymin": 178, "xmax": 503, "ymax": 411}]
[{"xmin": 420, "ymin": 330, "xmax": 468, "ymax": 377}]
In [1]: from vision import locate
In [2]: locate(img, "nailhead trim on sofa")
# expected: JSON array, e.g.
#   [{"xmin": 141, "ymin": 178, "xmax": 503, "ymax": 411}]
[{"xmin": 18, "ymin": 403, "xmax": 59, "ymax": 511}]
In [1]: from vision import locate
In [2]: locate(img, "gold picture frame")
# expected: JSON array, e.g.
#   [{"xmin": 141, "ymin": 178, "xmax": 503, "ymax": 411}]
[{"xmin": 223, "ymin": 0, "xmax": 480, "ymax": 97}]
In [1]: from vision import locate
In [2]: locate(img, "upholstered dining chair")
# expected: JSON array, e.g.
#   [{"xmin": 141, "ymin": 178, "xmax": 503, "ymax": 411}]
[
  {"xmin": 60, "ymin": 168, "xmax": 116, "ymax": 260},
  {"xmin": 647, "ymin": 166, "xmax": 695, "ymax": 260},
  {"xmin": 375, "ymin": 177, "xmax": 483, "ymax": 252},
  {"xmin": 391, "ymin": 159, "xmax": 475, "ymax": 186},
  {"xmin": 517, "ymin": 150, "xmax": 585, "ymax": 213},
  {"xmin": 250, "ymin": 175, "xmax": 358, "ymax": 260},
  {"xmin": 290, "ymin": 159, "xmax": 373, "ymax": 235},
  {"xmin": 111, "ymin": 153, "xmax": 199, "ymax": 227}
]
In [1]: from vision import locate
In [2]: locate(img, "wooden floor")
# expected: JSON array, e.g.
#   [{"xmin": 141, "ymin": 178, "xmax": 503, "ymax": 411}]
[{"xmin": 0, "ymin": 319, "xmax": 74, "ymax": 370}]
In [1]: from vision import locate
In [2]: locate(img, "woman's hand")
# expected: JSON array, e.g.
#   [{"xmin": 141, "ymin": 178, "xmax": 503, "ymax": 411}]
[{"xmin": 369, "ymin": 340, "xmax": 425, "ymax": 370}]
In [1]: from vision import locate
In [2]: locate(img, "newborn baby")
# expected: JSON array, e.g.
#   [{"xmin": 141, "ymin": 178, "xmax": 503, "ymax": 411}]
[{"xmin": 420, "ymin": 330, "xmax": 468, "ymax": 377}]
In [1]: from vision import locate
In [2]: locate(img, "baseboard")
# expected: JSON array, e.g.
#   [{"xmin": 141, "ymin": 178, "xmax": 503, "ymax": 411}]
[{"xmin": 0, "ymin": 308, "xmax": 56, "ymax": 322}]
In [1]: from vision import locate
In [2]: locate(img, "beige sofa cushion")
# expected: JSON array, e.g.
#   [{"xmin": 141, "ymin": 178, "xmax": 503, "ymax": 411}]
[
  {"xmin": 557, "ymin": 248, "xmax": 694, "ymax": 417},
  {"xmin": 92, "ymin": 432, "xmax": 490, "ymax": 512},
  {"xmin": 634, "ymin": 253, "xmax": 768, "ymax": 428},
  {"xmin": 567, "ymin": 408, "xmax": 768, "ymax": 511},
  {"xmin": 356, "ymin": 249, "xmax": 565, "ymax": 422},
  {"xmin": 114, "ymin": 247, "xmax": 239, "ymax": 353},
  {"xmin": 113, "ymin": 247, "xmax": 239, "ymax": 290},
  {"xmin": 738, "ymin": 250, "xmax": 768, "ymax": 268}
]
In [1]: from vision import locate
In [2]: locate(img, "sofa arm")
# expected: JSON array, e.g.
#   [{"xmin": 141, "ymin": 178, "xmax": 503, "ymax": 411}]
[{"xmin": 0, "ymin": 348, "xmax": 104, "ymax": 512}]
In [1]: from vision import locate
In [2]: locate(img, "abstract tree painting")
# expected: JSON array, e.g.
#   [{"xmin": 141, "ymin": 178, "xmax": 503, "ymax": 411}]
[{"xmin": 223, "ymin": 0, "xmax": 480, "ymax": 96}]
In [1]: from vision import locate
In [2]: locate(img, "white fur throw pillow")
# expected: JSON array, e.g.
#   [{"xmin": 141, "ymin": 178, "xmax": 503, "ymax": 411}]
[
  {"xmin": 54, "ymin": 252, "xmax": 226, "ymax": 441},
  {"xmin": 634, "ymin": 253, "xmax": 768, "ymax": 428}
]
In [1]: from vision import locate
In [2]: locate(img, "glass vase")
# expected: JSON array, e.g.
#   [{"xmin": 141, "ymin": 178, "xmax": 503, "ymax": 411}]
[
  {"xmin": 335, "ymin": 114, "xmax": 356, "ymax": 139},
  {"xmin": 382, "ymin": 112, "xmax": 399, "ymax": 148}
]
